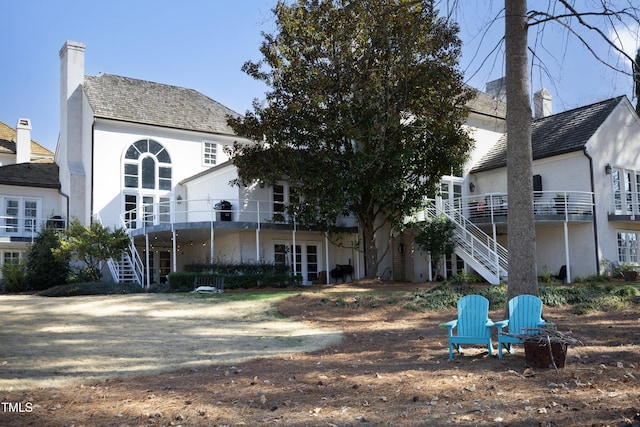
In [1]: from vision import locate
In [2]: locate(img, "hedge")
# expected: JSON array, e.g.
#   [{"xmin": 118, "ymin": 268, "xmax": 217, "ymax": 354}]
[{"xmin": 167, "ymin": 264, "xmax": 303, "ymax": 292}]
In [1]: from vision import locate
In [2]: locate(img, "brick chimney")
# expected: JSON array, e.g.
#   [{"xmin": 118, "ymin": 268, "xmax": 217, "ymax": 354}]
[
  {"xmin": 534, "ymin": 88, "xmax": 552, "ymax": 119},
  {"xmin": 15, "ymin": 118, "xmax": 31, "ymax": 164}
]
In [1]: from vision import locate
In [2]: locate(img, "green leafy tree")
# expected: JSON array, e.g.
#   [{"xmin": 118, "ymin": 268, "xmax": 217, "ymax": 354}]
[
  {"xmin": 229, "ymin": 0, "xmax": 474, "ymax": 277},
  {"xmin": 55, "ymin": 220, "xmax": 130, "ymax": 282},
  {"xmin": 414, "ymin": 214, "xmax": 456, "ymax": 279},
  {"xmin": 25, "ymin": 226, "xmax": 70, "ymax": 290}
]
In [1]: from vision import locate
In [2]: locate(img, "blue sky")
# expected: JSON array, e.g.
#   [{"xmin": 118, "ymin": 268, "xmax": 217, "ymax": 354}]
[{"xmin": 1, "ymin": 0, "xmax": 638, "ymax": 151}]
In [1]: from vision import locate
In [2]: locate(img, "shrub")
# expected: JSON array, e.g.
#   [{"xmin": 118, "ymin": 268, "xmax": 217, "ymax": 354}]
[
  {"xmin": 171, "ymin": 262, "xmax": 303, "ymax": 292},
  {"xmin": 167, "ymin": 269, "xmax": 303, "ymax": 292},
  {"xmin": 38, "ymin": 281, "xmax": 144, "ymax": 297},
  {"xmin": 2, "ymin": 260, "xmax": 27, "ymax": 293},
  {"xmin": 25, "ymin": 226, "xmax": 69, "ymax": 291}
]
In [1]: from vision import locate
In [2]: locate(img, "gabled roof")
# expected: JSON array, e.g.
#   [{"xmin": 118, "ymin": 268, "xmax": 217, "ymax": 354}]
[
  {"xmin": 83, "ymin": 73, "xmax": 240, "ymax": 135},
  {"xmin": 471, "ymin": 96, "xmax": 625, "ymax": 172},
  {"xmin": 0, "ymin": 121, "xmax": 54, "ymax": 158},
  {"xmin": 0, "ymin": 162, "xmax": 60, "ymax": 189}
]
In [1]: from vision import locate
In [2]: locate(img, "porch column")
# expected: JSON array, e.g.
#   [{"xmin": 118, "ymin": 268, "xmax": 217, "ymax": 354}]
[
  {"xmin": 256, "ymin": 201, "xmax": 261, "ymax": 262},
  {"xmin": 563, "ymin": 221, "xmax": 571, "ymax": 284},
  {"xmin": 210, "ymin": 222, "xmax": 214, "ymax": 264},
  {"xmin": 292, "ymin": 218, "xmax": 297, "ymax": 276},
  {"xmin": 325, "ymin": 234, "xmax": 330, "ymax": 284},
  {"xmin": 145, "ymin": 233, "xmax": 150, "ymax": 289},
  {"xmin": 172, "ymin": 227, "xmax": 177, "ymax": 273}
]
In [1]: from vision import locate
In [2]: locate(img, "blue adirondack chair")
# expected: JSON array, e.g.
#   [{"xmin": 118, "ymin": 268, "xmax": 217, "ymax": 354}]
[
  {"xmin": 495, "ymin": 294, "xmax": 553, "ymax": 358},
  {"xmin": 440, "ymin": 295, "xmax": 495, "ymax": 360}
]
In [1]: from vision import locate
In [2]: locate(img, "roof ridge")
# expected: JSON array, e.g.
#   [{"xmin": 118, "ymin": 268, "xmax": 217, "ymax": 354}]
[
  {"xmin": 87, "ymin": 73, "xmax": 201, "ymax": 94},
  {"xmin": 533, "ymin": 95, "xmax": 623, "ymax": 123}
]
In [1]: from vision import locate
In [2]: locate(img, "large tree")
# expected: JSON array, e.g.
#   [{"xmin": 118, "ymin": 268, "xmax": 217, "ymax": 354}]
[
  {"xmin": 229, "ymin": 0, "xmax": 474, "ymax": 277},
  {"xmin": 500, "ymin": 0, "xmax": 640, "ymax": 301},
  {"xmin": 504, "ymin": 0, "xmax": 537, "ymax": 300}
]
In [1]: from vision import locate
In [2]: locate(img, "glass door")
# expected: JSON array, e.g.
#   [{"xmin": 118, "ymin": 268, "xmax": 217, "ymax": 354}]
[{"xmin": 439, "ymin": 177, "xmax": 463, "ymax": 211}]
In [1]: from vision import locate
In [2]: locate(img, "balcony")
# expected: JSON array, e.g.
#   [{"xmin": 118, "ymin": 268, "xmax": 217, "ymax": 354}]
[
  {"xmin": 122, "ymin": 197, "xmax": 358, "ymax": 235},
  {"xmin": 459, "ymin": 191, "xmax": 594, "ymax": 224},
  {"xmin": 608, "ymin": 193, "xmax": 640, "ymax": 221},
  {"xmin": 0, "ymin": 215, "xmax": 67, "ymax": 242}
]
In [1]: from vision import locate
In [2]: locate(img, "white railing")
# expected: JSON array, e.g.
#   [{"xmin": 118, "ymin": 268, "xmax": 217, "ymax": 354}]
[
  {"xmin": 93, "ymin": 213, "xmax": 143, "ymax": 286},
  {"xmin": 441, "ymin": 200, "xmax": 508, "ymax": 280},
  {"xmin": 609, "ymin": 191, "xmax": 640, "ymax": 217},
  {"xmin": 460, "ymin": 191, "xmax": 594, "ymax": 221},
  {"xmin": 0, "ymin": 215, "xmax": 66, "ymax": 242},
  {"xmin": 120, "ymin": 197, "xmax": 358, "ymax": 232},
  {"xmin": 409, "ymin": 200, "xmax": 508, "ymax": 284}
]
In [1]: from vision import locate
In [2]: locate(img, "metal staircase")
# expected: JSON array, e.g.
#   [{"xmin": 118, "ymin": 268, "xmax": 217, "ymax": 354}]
[
  {"xmin": 94, "ymin": 214, "xmax": 144, "ymax": 286},
  {"xmin": 110, "ymin": 246, "xmax": 143, "ymax": 285},
  {"xmin": 416, "ymin": 200, "xmax": 508, "ymax": 285}
]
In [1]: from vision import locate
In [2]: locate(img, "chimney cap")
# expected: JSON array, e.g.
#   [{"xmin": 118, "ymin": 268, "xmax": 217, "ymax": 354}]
[{"xmin": 17, "ymin": 118, "xmax": 31, "ymax": 129}]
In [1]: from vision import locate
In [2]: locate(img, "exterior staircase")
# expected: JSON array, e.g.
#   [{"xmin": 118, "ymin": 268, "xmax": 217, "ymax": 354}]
[
  {"xmin": 94, "ymin": 214, "xmax": 144, "ymax": 286},
  {"xmin": 111, "ymin": 249, "xmax": 143, "ymax": 284},
  {"xmin": 417, "ymin": 200, "xmax": 508, "ymax": 285}
]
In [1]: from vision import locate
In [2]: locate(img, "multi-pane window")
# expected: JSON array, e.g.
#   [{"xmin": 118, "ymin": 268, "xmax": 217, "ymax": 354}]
[
  {"xmin": 612, "ymin": 168, "xmax": 640, "ymax": 215},
  {"xmin": 273, "ymin": 184, "xmax": 285, "ymax": 214},
  {"xmin": 5, "ymin": 199, "xmax": 18, "ymax": 233},
  {"xmin": 3, "ymin": 251, "xmax": 21, "ymax": 265},
  {"xmin": 307, "ymin": 245, "xmax": 318, "ymax": 281},
  {"xmin": 617, "ymin": 230, "xmax": 639, "ymax": 264},
  {"xmin": 24, "ymin": 200, "xmax": 37, "ymax": 233},
  {"xmin": 272, "ymin": 183, "xmax": 299, "ymax": 221},
  {"xmin": 124, "ymin": 139, "xmax": 172, "ymax": 191},
  {"xmin": 3, "ymin": 198, "xmax": 39, "ymax": 234},
  {"xmin": 203, "ymin": 141, "xmax": 217, "ymax": 165}
]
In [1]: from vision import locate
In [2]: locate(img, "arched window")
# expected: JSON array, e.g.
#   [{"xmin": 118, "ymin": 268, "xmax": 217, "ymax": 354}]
[{"xmin": 124, "ymin": 139, "xmax": 172, "ymax": 190}]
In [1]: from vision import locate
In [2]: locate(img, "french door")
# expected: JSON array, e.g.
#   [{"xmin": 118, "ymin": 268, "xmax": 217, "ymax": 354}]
[
  {"xmin": 439, "ymin": 177, "xmax": 463, "ymax": 210},
  {"xmin": 274, "ymin": 241, "xmax": 320, "ymax": 285},
  {"xmin": 124, "ymin": 193, "xmax": 171, "ymax": 229}
]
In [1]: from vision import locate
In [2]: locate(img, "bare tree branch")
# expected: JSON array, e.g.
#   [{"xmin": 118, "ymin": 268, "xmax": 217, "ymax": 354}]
[{"xmin": 527, "ymin": 0, "xmax": 640, "ymax": 76}]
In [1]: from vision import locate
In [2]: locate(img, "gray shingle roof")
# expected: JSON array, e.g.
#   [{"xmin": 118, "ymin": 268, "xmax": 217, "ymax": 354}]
[
  {"xmin": 83, "ymin": 73, "xmax": 240, "ymax": 135},
  {"xmin": 471, "ymin": 96, "xmax": 624, "ymax": 172},
  {"xmin": 0, "ymin": 163, "xmax": 60, "ymax": 189}
]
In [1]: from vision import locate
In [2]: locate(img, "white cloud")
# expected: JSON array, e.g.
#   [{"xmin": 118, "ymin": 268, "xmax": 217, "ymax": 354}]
[{"xmin": 610, "ymin": 24, "xmax": 640, "ymax": 61}]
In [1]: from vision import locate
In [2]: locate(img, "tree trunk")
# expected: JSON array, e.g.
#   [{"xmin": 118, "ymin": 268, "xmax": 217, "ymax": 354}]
[
  {"xmin": 505, "ymin": 0, "xmax": 538, "ymax": 303},
  {"xmin": 359, "ymin": 218, "xmax": 379, "ymax": 279}
]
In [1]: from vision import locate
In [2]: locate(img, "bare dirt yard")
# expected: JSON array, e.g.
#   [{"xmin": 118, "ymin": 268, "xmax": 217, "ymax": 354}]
[{"xmin": 1, "ymin": 281, "xmax": 639, "ymax": 426}]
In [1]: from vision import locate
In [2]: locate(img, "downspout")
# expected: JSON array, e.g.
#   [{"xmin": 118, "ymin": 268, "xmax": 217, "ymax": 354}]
[
  {"xmin": 59, "ymin": 190, "xmax": 70, "ymax": 229},
  {"xmin": 583, "ymin": 147, "xmax": 601, "ymax": 275},
  {"xmin": 91, "ymin": 121, "xmax": 95, "ymax": 226}
]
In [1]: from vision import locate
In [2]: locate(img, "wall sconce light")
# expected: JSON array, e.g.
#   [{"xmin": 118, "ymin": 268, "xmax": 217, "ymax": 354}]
[
  {"xmin": 469, "ymin": 182, "xmax": 476, "ymax": 193},
  {"xmin": 259, "ymin": 180, "xmax": 265, "ymax": 188},
  {"xmin": 605, "ymin": 164, "xmax": 612, "ymax": 175},
  {"xmin": 177, "ymin": 195, "xmax": 183, "ymax": 204}
]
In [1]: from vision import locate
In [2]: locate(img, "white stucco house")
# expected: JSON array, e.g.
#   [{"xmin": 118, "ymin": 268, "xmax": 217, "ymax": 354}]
[
  {"xmin": 0, "ymin": 119, "xmax": 59, "ymax": 280},
  {"xmin": 57, "ymin": 41, "xmax": 359, "ymax": 286},
  {"xmin": 4, "ymin": 40, "xmax": 639, "ymax": 288},
  {"xmin": 405, "ymin": 87, "xmax": 640, "ymax": 285}
]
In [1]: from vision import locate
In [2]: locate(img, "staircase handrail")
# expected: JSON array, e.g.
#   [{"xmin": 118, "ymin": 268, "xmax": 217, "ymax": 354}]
[
  {"xmin": 440, "ymin": 200, "xmax": 508, "ymax": 277},
  {"xmin": 92, "ymin": 214, "xmax": 122, "ymax": 283},
  {"xmin": 411, "ymin": 200, "xmax": 507, "ymax": 281}
]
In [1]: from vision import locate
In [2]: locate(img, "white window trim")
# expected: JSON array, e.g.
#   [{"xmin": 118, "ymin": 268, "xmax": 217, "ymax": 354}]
[
  {"xmin": 616, "ymin": 229, "xmax": 640, "ymax": 264},
  {"xmin": 202, "ymin": 140, "xmax": 218, "ymax": 166},
  {"xmin": 2, "ymin": 196, "xmax": 41, "ymax": 236}
]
